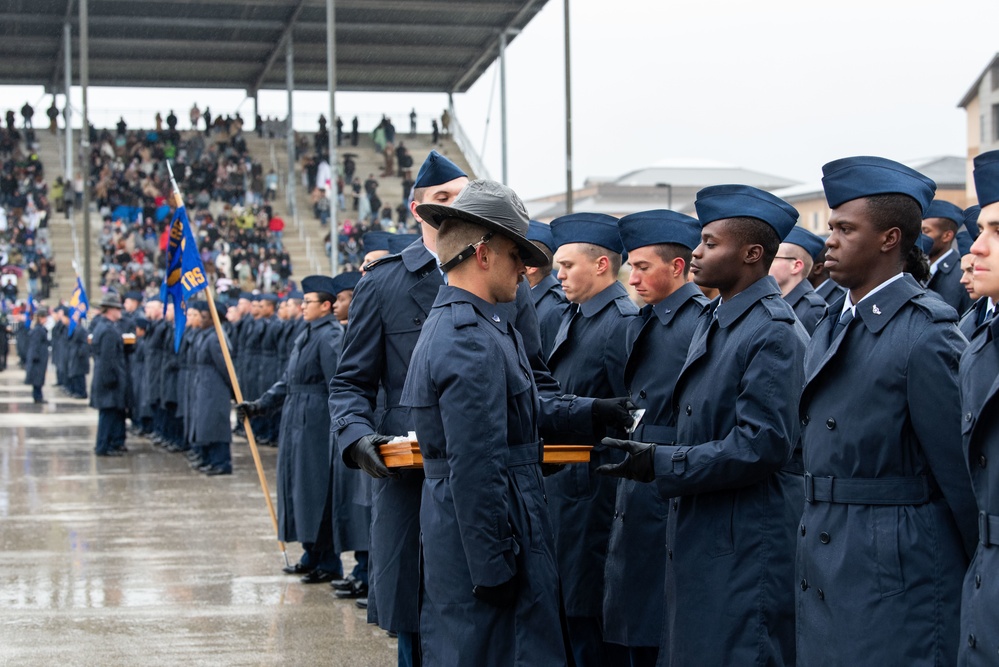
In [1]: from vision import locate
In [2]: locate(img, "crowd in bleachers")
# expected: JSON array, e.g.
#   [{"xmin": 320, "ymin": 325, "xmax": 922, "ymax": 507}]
[
  {"xmin": 86, "ymin": 113, "xmax": 295, "ymax": 299},
  {"xmin": 0, "ymin": 113, "xmax": 56, "ymax": 304}
]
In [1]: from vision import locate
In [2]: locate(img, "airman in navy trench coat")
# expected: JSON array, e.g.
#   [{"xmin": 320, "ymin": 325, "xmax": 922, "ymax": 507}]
[
  {"xmin": 604, "ymin": 281, "xmax": 708, "ymax": 653},
  {"xmin": 90, "ymin": 313, "xmax": 128, "ymax": 455},
  {"xmin": 958, "ymin": 316, "xmax": 999, "ymax": 664},
  {"xmin": 66, "ymin": 321, "xmax": 90, "ymax": 399},
  {"xmin": 255, "ymin": 313, "xmax": 342, "ymax": 545},
  {"xmin": 928, "ymin": 247, "xmax": 973, "ymax": 315},
  {"xmin": 648, "ymin": 276, "xmax": 805, "ymax": 666},
  {"xmin": 797, "ymin": 275, "xmax": 977, "ymax": 665},
  {"xmin": 24, "ymin": 317, "xmax": 49, "ymax": 400},
  {"xmin": 190, "ymin": 320, "xmax": 234, "ymax": 473},
  {"xmin": 959, "ymin": 296, "xmax": 994, "ymax": 341},
  {"xmin": 544, "ymin": 281, "xmax": 637, "ymax": 645},
  {"xmin": 329, "ymin": 238, "xmax": 597, "ymax": 640},
  {"xmin": 401, "ymin": 286, "xmax": 566, "ymax": 667}
]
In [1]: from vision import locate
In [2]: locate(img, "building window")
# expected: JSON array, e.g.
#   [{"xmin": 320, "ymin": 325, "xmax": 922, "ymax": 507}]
[{"xmin": 993, "ymin": 104, "xmax": 999, "ymax": 142}]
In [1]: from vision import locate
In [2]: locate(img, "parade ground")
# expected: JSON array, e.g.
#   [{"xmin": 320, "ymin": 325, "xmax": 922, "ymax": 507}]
[{"xmin": 0, "ymin": 365, "xmax": 395, "ymax": 666}]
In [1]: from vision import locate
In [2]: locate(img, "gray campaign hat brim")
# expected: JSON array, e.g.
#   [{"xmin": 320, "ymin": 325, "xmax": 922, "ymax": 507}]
[{"xmin": 415, "ymin": 180, "xmax": 549, "ymax": 268}]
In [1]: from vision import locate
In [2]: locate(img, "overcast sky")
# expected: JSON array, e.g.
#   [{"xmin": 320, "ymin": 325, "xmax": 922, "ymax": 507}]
[{"xmin": 5, "ymin": 0, "xmax": 999, "ymax": 201}]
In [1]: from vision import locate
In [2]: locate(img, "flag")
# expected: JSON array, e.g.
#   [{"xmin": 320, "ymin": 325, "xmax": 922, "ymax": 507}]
[
  {"xmin": 163, "ymin": 204, "xmax": 208, "ymax": 351},
  {"xmin": 67, "ymin": 276, "xmax": 89, "ymax": 336},
  {"xmin": 25, "ymin": 293, "xmax": 38, "ymax": 329}
]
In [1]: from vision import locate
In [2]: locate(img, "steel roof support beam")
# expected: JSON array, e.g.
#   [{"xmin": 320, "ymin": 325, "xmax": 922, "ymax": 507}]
[{"xmin": 248, "ymin": 0, "xmax": 308, "ymax": 96}]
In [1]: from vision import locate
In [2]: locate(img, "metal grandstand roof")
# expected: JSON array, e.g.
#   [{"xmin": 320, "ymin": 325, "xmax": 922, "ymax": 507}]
[{"xmin": 0, "ymin": 0, "xmax": 549, "ymax": 93}]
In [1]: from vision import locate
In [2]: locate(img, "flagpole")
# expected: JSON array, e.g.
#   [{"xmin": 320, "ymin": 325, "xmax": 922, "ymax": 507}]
[{"xmin": 167, "ymin": 165, "xmax": 289, "ymax": 567}]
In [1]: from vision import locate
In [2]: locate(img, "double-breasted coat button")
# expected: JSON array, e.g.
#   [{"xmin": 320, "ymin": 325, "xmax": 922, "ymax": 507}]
[
  {"xmin": 826, "ymin": 418, "xmax": 836, "ymax": 430},
  {"xmin": 639, "ymin": 390, "xmax": 647, "ymax": 399},
  {"xmin": 800, "ymin": 579, "xmax": 808, "ymax": 591},
  {"xmin": 685, "ymin": 405, "xmax": 692, "ymax": 416},
  {"xmin": 800, "ymin": 524, "xmax": 806, "ymax": 536},
  {"xmin": 980, "ymin": 455, "xmax": 987, "ymax": 468},
  {"xmin": 966, "ymin": 412, "xmax": 973, "ymax": 422},
  {"xmin": 819, "ymin": 532, "xmax": 830, "ymax": 544},
  {"xmin": 975, "ymin": 574, "xmax": 982, "ymax": 588},
  {"xmin": 413, "ymin": 317, "xmax": 421, "ymax": 325},
  {"xmin": 817, "ymin": 589, "xmax": 824, "ymax": 600},
  {"xmin": 802, "ymin": 415, "xmax": 810, "ymax": 426},
  {"xmin": 613, "ymin": 511, "xmax": 619, "ymax": 519},
  {"xmin": 968, "ymin": 634, "xmax": 976, "ymax": 648}
]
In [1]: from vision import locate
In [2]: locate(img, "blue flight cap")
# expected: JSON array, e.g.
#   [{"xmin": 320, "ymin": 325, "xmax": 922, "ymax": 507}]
[
  {"xmin": 549, "ymin": 212, "xmax": 624, "ymax": 254},
  {"xmin": 784, "ymin": 226, "xmax": 826, "ymax": 261},
  {"xmin": 694, "ymin": 184, "xmax": 799, "ymax": 240},
  {"xmin": 301, "ymin": 275, "xmax": 338, "ymax": 295},
  {"xmin": 188, "ymin": 301, "xmax": 209, "ymax": 313},
  {"xmin": 124, "ymin": 291, "xmax": 143, "ymax": 302},
  {"xmin": 414, "ymin": 150, "xmax": 467, "ymax": 189},
  {"xmin": 915, "ymin": 234, "xmax": 934, "ymax": 256},
  {"xmin": 527, "ymin": 220, "xmax": 555, "ymax": 253},
  {"xmin": 259, "ymin": 293, "xmax": 279, "ymax": 304},
  {"xmin": 973, "ymin": 150, "xmax": 999, "ymax": 207},
  {"xmin": 922, "ymin": 200, "xmax": 965, "ymax": 227},
  {"xmin": 363, "ymin": 231, "xmax": 393, "ymax": 252},
  {"xmin": 964, "ymin": 206, "xmax": 980, "ymax": 240},
  {"xmin": 331, "ymin": 271, "xmax": 362, "ymax": 295},
  {"xmin": 618, "ymin": 210, "xmax": 701, "ymax": 252},
  {"xmin": 821, "ymin": 156, "xmax": 936, "ymax": 214},
  {"xmin": 956, "ymin": 229, "xmax": 974, "ymax": 256},
  {"xmin": 287, "ymin": 290, "xmax": 304, "ymax": 300},
  {"xmin": 388, "ymin": 233, "xmax": 421, "ymax": 254},
  {"xmin": 239, "ymin": 291, "xmax": 255, "ymax": 301}
]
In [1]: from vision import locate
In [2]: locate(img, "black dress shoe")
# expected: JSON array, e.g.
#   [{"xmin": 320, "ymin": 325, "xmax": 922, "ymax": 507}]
[
  {"xmin": 355, "ymin": 598, "xmax": 368, "ymax": 610},
  {"xmin": 283, "ymin": 562, "xmax": 315, "ymax": 575},
  {"xmin": 330, "ymin": 575, "xmax": 356, "ymax": 591},
  {"xmin": 205, "ymin": 466, "xmax": 232, "ymax": 476},
  {"xmin": 335, "ymin": 581, "xmax": 369, "ymax": 599},
  {"xmin": 95, "ymin": 450, "xmax": 124, "ymax": 457},
  {"xmin": 301, "ymin": 569, "xmax": 338, "ymax": 584}
]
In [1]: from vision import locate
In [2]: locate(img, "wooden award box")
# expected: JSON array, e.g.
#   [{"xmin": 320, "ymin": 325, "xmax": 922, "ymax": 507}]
[{"xmin": 380, "ymin": 441, "xmax": 592, "ymax": 470}]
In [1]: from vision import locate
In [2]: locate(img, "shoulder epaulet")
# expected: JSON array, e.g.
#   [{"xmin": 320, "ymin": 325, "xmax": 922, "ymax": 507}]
[
  {"xmin": 912, "ymin": 292, "xmax": 959, "ymax": 323},
  {"xmin": 363, "ymin": 253, "xmax": 403, "ymax": 272},
  {"xmin": 761, "ymin": 294, "xmax": 797, "ymax": 323},
  {"xmin": 452, "ymin": 302, "xmax": 477, "ymax": 329},
  {"xmin": 614, "ymin": 296, "xmax": 640, "ymax": 316},
  {"xmin": 803, "ymin": 290, "xmax": 827, "ymax": 308}
]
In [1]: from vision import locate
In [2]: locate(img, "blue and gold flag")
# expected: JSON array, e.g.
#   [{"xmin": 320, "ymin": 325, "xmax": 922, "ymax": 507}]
[
  {"xmin": 163, "ymin": 204, "xmax": 208, "ymax": 351},
  {"xmin": 67, "ymin": 276, "xmax": 88, "ymax": 336},
  {"xmin": 25, "ymin": 293, "xmax": 38, "ymax": 328}
]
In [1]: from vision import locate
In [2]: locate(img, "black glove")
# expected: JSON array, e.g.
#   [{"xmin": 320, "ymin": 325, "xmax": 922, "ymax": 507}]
[
  {"xmin": 595, "ymin": 437, "xmax": 657, "ymax": 483},
  {"xmin": 591, "ymin": 397, "xmax": 637, "ymax": 431},
  {"xmin": 235, "ymin": 400, "xmax": 263, "ymax": 421},
  {"xmin": 541, "ymin": 463, "xmax": 566, "ymax": 477},
  {"xmin": 472, "ymin": 575, "xmax": 518, "ymax": 608},
  {"xmin": 349, "ymin": 433, "xmax": 394, "ymax": 479}
]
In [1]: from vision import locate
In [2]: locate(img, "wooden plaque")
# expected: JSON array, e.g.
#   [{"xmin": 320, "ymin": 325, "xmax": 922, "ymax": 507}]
[{"xmin": 379, "ymin": 441, "xmax": 592, "ymax": 469}]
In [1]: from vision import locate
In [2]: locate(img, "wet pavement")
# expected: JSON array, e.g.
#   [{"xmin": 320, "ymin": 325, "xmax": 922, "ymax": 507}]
[{"xmin": 0, "ymin": 366, "xmax": 396, "ymax": 666}]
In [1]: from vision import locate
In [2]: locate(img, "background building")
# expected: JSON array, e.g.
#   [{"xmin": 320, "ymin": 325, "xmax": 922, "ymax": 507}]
[{"xmin": 959, "ymin": 52, "xmax": 999, "ymax": 202}]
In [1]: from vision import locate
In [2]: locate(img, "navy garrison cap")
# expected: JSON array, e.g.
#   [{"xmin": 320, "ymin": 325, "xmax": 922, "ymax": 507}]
[
  {"xmin": 301, "ymin": 275, "xmax": 338, "ymax": 295},
  {"xmin": 414, "ymin": 150, "xmax": 466, "ymax": 189},
  {"xmin": 973, "ymin": 150, "xmax": 999, "ymax": 207},
  {"xmin": 363, "ymin": 231, "xmax": 393, "ymax": 252},
  {"xmin": 527, "ymin": 220, "xmax": 555, "ymax": 252},
  {"xmin": 784, "ymin": 226, "xmax": 825, "ymax": 261},
  {"xmin": 618, "ymin": 210, "xmax": 701, "ymax": 252},
  {"xmin": 188, "ymin": 301, "xmax": 209, "ymax": 313},
  {"xmin": 549, "ymin": 213, "xmax": 623, "ymax": 254},
  {"xmin": 964, "ymin": 206, "xmax": 981, "ymax": 240},
  {"xmin": 287, "ymin": 290, "xmax": 304, "ymax": 300},
  {"xmin": 135, "ymin": 316, "xmax": 150, "ymax": 329},
  {"xmin": 923, "ymin": 200, "xmax": 965, "ymax": 226},
  {"xmin": 331, "ymin": 271, "xmax": 362, "ymax": 295},
  {"xmin": 821, "ymin": 156, "xmax": 936, "ymax": 214},
  {"xmin": 956, "ymin": 230, "xmax": 974, "ymax": 256},
  {"xmin": 915, "ymin": 234, "xmax": 934, "ymax": 256},
  {"xmin": 388, "ymin": 233, "xmax": 421, "ymax": 254},
  {"xmin": 694, "ymin": 184, "xmax": 798, "ymax": 240},
  {"xmin": 259, "ymin": 293, "xmax": 279, "ymax": 304},
  {"xmin": 239, "ymin": 291, "xmax": 254, "ymax": 301},
  {"xmin": 124, "ymin": 291, "xmax": 143, "ymax": 302}
]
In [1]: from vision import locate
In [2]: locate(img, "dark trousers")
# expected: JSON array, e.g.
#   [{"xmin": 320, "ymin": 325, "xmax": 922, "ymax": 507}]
[
  {"xmin": 96, "ymin": 408, "xmax": 126, "ymax": 454},
  {"xmin": 567, "ymin": 616, "xmax": 609, "ymax": 667},
  {"xmin": 32, "ymin": 385, "xmax": 43, "ymax": 402},
  {"xmin": 398, "ymin": 631, "xmax": 421, "ymax": 667},
  {"xmin": 352, "ymin": 551, "xmax": 369, "ymax": 586},
  {"xmin": 201, "ymin": 441, "xmax": 231, "ymax": 471},
  {"xmin": 68, "ymin": 375, "xmax": 87, "ymax": 398},
  {"xmin": 163, "ymin": 404, "xmax": 184, "ymax": 447}
]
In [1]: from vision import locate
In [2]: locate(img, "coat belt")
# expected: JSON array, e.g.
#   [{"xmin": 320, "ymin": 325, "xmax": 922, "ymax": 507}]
[
  {"xmin": 803, "ymin": 472, "xmax": 931, "ymax": 505},
  {"xmin": 423, "ymin": 442, "xmax": 541, "ymax": 479},
  {"xmin": 980, "ymin": 512, "xmax": 999, "ymax": 547},
  {"xmin": 631, "ymin": 423, "xmax": 676, "ymax": 444},
  {"xmin": 289, "ymin": 384, "xmax": 328, "ymax": 395}
]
